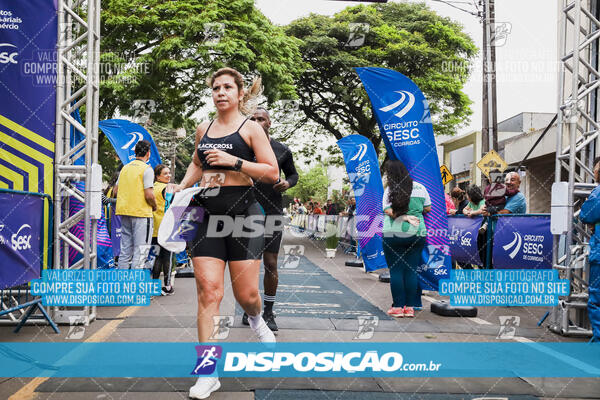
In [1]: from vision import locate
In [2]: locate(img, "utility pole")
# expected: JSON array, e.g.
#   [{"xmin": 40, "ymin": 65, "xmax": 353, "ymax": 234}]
[
  {"xmin": 482, "ymin": 4, "xmax": 489, "ymax": 157},
  {"xmin": 482, "ymin": 0, "xmax": 498, "ymax": 156}
]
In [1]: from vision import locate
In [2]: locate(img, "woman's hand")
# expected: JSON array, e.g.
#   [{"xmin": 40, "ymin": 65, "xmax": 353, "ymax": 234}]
[
  {"xmin": 403, "ymin": 215, "xmax": 420, "ymax": 226},
  {"xmin": 204, "ymin": 149, "xmax": 237, "ymax": 168}
]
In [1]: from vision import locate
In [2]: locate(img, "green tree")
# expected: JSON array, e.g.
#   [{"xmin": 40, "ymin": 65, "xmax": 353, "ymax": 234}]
[
  {"xmin": 285, "ymin": 2, "xmax": 477, "ymax": 153},
  {"xmin": 99, "ymin": 0, "xmax": 305, "ymax": 125},
  {"xmin": 286, "ymin": 164, "xmax": 329, "ymax": 202}
]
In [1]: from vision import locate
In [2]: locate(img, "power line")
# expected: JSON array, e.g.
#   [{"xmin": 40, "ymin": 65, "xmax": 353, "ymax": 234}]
[{"xmin": 430, "ymin": 0, "xmax": 479, "ymax": 16}]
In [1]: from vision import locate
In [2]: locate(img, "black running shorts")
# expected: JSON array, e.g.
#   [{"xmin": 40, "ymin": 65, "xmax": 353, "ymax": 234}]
[{"xmin": 188, "ymin": 186, "xmax": 265, "ymax": 262}]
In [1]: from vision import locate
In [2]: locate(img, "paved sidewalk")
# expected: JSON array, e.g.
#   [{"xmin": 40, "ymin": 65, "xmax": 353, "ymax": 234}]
[{"xmin": 0, "ymin": 229, "xmax": 597, "ymax": 399}]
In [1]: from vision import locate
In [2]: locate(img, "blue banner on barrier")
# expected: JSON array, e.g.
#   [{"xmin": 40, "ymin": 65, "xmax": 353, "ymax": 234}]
[
  {"xmin": 0, "ymin": 192, "xmax": 43, "ymax": 289},
  {"xmin": 492, "ymin": 215, "xmax": 552, "ymax": 269},
  {"xmin": 356, "ymin": 67, "xmax": 450, "ymax": 289},
  {"xmin": 447, "ymin": 216, "xmax": 482, "ymax": 265},
  {"xmin": 337, "ymin": 135, "xmax": 387, "ymax": 271},
  {"xmin": 98, "ymin": 119, "xmax": 162, "ymax": 167},
  {"xmin": 0, "ymin": 342, "xmax": 598, "ymax": 378},
  {"xmin": 111, "ymin": 208, "xmax": 122, "ymax": 258}
]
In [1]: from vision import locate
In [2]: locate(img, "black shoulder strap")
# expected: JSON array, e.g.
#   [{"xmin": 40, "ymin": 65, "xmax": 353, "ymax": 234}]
[
  {"xmin": 204, "ymin": 120, "xmax": 215, "ymax": 136},
  {"xmin": 236, "ymin": 118, "xmax": 249, "ymax": 131}
]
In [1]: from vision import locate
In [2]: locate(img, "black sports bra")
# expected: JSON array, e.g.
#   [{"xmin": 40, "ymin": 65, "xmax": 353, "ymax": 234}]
[{"xmin": 196, "ymin": 119, "xmax": 256, "ymax": 171}]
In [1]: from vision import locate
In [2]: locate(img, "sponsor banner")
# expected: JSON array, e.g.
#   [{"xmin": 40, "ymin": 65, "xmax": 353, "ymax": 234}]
[
  {"xmin": 68, "ymin": 182, "xmax": 114, "ymax": 269},
  {"xmin": 439, "ymin": 269, "xmax": 569, "ymax": 306},
  {"xmin": 492, "ymin": 215, "xmax": 552, "ymax": 269},
  {"xmin": 0, "ymin": 0, "xmax": 57, "ymax": 268},
  {"xmin": 110, "ymin": 208, "xmax": 122, "ymax": 257},
  {"xmin": 337, "ymin": 135, "xmax": 387, "ymax": 271},
  {"xmin": 98, "ymin": 119, "xmax": 162, "ymax": 167},
  {"xmin": 0, "ymin": 342, "xmax": 599, "ymax": 377},
  {"xmin": 0, "ymin": 192, "xmax": 43, "ymax": 289},
  {"xmin": 356, "ymin": 67, "xmax": 450, "ymax": 289},
  {"xmin": 447, "ymin": 216, "xmax": 483, "ymax": 265}
]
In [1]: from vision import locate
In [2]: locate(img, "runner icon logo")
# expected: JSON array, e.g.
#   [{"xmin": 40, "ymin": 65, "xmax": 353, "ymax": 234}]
[
  {"xmin": 354, "ymin": 316, "xmax": 378, "ymax": 340},
  {"xmin": 347, "ymin": 171, "xmax": 370, "ymax": 196},
  {"xmin": 422, "ymin": 245, "xmax": 448, "ymax": 276},
  {"xmin": 203, "ymin": 22, "xmax": 225, "ymax": 45},
  {"xmin": 497, "ymin": 316, "xmax": 520, "ymax": 339},
  {"xmin": 502, "ymin": 232, "xmax": 523, "ymax": 259},
  {"xmin": 191, "ymin": 345, "xmax": 222, "ymax": 375},
  {"xmin": 66, "ymin": 315, "xmax": 87, "ymax": 340},
  {"xmin": 210, "ymin": 316, "xmax": 233, "ymax": 340},
  {"xmin": 282, "ymin": 245, "xmax": 304, "ymax": 269},
  {"xmin": 345, "ymin": 23, "xmax": 370, "ymax": 48},
  {"xmin": 131, "ymin": 99, "xmax": 156, "ymax": 124},
  {"xmin": 491, "ymin": 22, "xmax": 512, "ymax": 47}
]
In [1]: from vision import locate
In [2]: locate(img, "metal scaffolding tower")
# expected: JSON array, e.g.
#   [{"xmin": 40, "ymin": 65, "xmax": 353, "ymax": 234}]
[
  {"xmin": 551, "ymin": 0, "xmax": 599, "ymax": 336},
  {"xmin": 53, "ymin": 0, "xmax": 101, "ymax": 325}
]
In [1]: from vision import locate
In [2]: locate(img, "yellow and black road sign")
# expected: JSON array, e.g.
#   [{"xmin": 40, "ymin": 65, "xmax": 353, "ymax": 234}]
[
  {"xmin": 476, "ymin": 150, "xmax": 508, "ymax": 179},
  {"xmin": 440, "ymin": 165, "xmax": 453, "ymax": 185}
]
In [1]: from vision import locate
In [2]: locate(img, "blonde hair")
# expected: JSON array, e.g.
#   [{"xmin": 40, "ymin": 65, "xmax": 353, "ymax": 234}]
[{"xmin": 207, "ymin": 67, "xmax": 262, "ymax": 115}]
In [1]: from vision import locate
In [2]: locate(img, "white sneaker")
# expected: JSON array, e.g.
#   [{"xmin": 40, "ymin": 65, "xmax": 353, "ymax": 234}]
[
  {"xmin": 252, "ymin": 317, "xmax": 276, "ymax": 344},
  {"xmin": 189, "ymin": 376, "xmax": 220, "ymax": 399}
]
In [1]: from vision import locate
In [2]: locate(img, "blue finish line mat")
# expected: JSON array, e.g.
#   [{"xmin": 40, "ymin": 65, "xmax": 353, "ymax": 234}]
[{"xmin": 236, "ymin": 255, "xmax": 390, "ymax": 320}]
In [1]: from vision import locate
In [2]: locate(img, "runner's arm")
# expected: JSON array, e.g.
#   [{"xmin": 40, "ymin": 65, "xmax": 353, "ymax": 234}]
[{"xmin": 178, "ymin": 123, "xmax": 207, "ymax": 190}]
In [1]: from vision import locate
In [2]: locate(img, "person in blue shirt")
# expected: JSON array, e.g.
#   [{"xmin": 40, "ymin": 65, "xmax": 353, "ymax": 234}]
[
  {"xmin": 579, "ymin": 156, "xmax": 600, "ymax": 342},
  {"xmin": 503, "ymin": 172, "xmax": 526, "ymax": 214},
  {"xmin": 482, "ymin": 171, "xmax": 527, "ymax": 215}
]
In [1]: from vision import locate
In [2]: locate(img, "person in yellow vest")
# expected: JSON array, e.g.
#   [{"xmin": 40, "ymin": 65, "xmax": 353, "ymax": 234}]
[
  {"xmin": 149, "ymin": 164, "xmax": 175, "ymax": 295},
  {"xmin": 113, "ymin": 140, "xmax": 157, "ymax": 269}
]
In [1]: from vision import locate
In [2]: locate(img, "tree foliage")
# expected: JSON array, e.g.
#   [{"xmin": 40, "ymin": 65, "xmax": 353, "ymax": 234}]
[
  {"xmin": 99, "ymin": 0, "xmax": 305, "ymax": 126},
  {"xmin": 285, "ymin": 2, "xmax": 477, "ymax": 153},
  {"xmin": 286, "ymin": 164, "xmax": 329, "ymax": 202}
]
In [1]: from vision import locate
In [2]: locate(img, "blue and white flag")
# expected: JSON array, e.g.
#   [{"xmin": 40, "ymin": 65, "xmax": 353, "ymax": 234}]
[
  {"xmin": 337, "ymin": 135, "xmax": 387, "ymax": 272},
  {"xmin": 99, "ymin": 119, "xmax": 162, "ymax": 168},
  {"xmin": 356, "ymin": 67, "xmax": 450, "ymax": 290}
]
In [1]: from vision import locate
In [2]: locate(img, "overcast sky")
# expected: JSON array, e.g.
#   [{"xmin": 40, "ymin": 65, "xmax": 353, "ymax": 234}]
[{"xmin": 255, "ymin": 0, "xmax": 558, "ymax": 136}]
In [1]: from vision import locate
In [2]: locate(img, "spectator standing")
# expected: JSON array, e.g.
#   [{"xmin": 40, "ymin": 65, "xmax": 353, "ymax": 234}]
[
  {"xmin": 149, "ymin": 164, "xmax": 175, "ymax": 295},
  {"xmin": 448, "ymin": 187, "xmax": 468, "ymax": 215},
  {"xmin": 579, "ymin": 156, "xmax": 600, "ymax": 342},
  {"xmin": 298, "ymin": 203, "xmax": 307, "ymax": 214},
  {"xmin": 325, "ymin": 199, "xmax": 338, "ymax": 215},
  {"xmin": 463, "ymin": 185, "xmax": 485, "ymax": 217},
  {"xmin": 340, "ymin": 197, "xmax": 356, "ymax": 218},
  {"xmin": 313, "ymin": 202, "xmax": 323, "ymax": 215},
  {"xmin": 445, "ymin": 193, "xmax": 456, "ymax": 215},
  {"xmin": 114, "ymin": 140, "xmax": 156, "ymax": 269},
  {"xmin": 381, "ymin": 160, "xmax": 431, "ymax": 318},
  {"xmin": 502, "ymin": 172, "xmax": 526, "ymax": 214}
]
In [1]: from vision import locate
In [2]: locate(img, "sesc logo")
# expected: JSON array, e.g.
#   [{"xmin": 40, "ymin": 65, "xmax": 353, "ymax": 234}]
[
  {"xmin": 0, "ymin": 43, "xmax": 18, "ymax": 64},
  {"xmin": 11, "ymin": 224, "xmax": 32, "ymax": 251},
  {"xmin": 502, "ymin": 232, "xmax": 522, "ymax": 259},
  {"xmin": 460, "ymin": 232, "xmax": 472, "ymax": 247},
  {"xmin": 350, "ymin": 143, "xmax": 368, "ymax": 162},
  {"xmin": 379, "ymin": 90, "xmax": 416, "ymax": 119}
]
